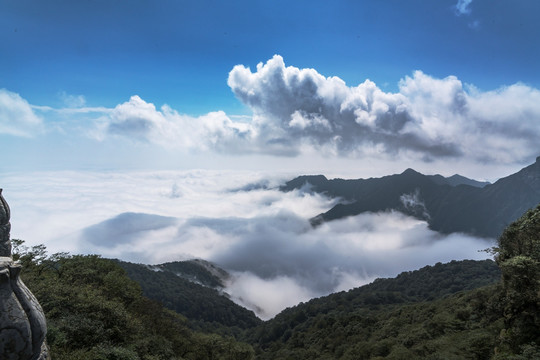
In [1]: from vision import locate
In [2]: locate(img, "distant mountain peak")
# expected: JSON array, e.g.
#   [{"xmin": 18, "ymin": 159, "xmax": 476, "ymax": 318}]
[
  {"xmin": 282, "ymin": 158, "xmax": 540, "ymax": 238},
  {"xmin": 445, "ymin": 174, "xmax": 490, "ymax": 188},
  {"xmin": 401, "ymin": 168, "xmax": 421, "ymax": 176}
]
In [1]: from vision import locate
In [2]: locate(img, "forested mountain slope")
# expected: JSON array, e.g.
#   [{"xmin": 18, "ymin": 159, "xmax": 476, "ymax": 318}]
[
  {"xmin": 248, "ymin": 259, "xmax": 502, "ymax": 358},
  {"xmin": 247, "ymin": 204, "xmax": 540, "ymax": 359},
  {"xmin": 156, "ymin": 259, "xmax": 230, "ymax": 288},
  {"xmin": 116, "ymin": 260, "xmax": 262, "ymax": 334},
  {"xmin": 14, "ymin": 246, "xmax": 255, "ymax": 360},
  {"xmin": 281, "ymin": 157, "xmax": 540, "ymax": 238}
]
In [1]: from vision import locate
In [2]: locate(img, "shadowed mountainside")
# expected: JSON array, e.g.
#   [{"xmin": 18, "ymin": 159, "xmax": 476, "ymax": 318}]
[
  {"xmin": 281, "ymin": 157, "xmax": 540, "ymax": 238},
  {"xmin": 115, "ymin": 259, "xmax": 262, "ymax": 334}
]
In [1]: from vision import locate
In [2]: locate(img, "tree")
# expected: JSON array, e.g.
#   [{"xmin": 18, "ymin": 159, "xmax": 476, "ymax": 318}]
[{"xmin": 495, "ymin": 204, "xmax": 540, "ymax": 357}]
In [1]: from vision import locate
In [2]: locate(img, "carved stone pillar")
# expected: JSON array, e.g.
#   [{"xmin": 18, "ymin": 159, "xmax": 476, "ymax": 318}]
[{"xmin": 0, "ymin": 189, "xmax": 50, "ymax": 360}]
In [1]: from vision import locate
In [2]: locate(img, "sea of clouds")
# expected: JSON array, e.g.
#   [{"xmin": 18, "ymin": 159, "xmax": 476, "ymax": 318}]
[{"xmin": 1, "ymin": 170, "xmax": 493, "ymax": 319}]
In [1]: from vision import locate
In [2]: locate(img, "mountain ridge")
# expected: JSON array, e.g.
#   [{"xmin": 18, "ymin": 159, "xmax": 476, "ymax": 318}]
[
  {"xmin": 428, "ymin": 173, "xmax": 490, "ymax": 188},
  {"xmin": 115, "ymin": 259, "xmax": 262, "ymax": 333},
  {"xmin": 281, "ymin": 157, "xmax": 540, "ymax": 238}
]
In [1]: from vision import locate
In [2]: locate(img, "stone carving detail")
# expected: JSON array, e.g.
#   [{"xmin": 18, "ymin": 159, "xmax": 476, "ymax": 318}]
[
  {"xmin": 0, "ymin": 189, "xmax": 50, "ymax": 360},
  {"xmin": 0, "ymin": 189, "xmax": 11, "ymax": 257}
]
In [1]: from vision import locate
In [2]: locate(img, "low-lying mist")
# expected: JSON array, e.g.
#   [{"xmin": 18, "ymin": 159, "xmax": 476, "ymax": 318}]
[{"xmin": 2, "ymin": 170, "xmax": 493, "ymax": 319}]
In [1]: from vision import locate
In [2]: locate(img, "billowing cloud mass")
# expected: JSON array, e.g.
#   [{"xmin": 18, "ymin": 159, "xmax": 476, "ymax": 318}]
[
  {"xmin": 2, "ymin": 170, "xmax": 493, "ymax": 319},
  {"xmin": 4, "ymin": 56, "xmax": 539, "ymax": 166},
  {"xmin": 227, "ymin": 55, "xmax": 540, "ymax": 163},
  {"xmin": 0, "ymin": 89, "xmax": 43, "ymax": 137},
  {"xmin": 90, "ymin": 56, "xmax": 540, "ymax": 164}
]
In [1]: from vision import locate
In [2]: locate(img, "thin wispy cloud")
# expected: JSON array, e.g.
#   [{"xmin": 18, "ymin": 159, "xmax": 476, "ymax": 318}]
[
  {"xmin": 31, "ymin": 105, "xmax": 112, "ymax": 114},
  {"xmin": 455, "ymin": 0, "xmax": 473, "ymax": 16},
  {"xmin": 58, "ymin": 91, "xmax": 86, "ymax": 108},
  {"xmin": 453, "ymin": 0, "xmax": 480, "ymax": 29}
]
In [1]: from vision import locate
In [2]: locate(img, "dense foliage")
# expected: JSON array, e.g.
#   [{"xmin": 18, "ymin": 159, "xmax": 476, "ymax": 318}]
[
  {"xmin": 494, "ymin": 204, "xmax": 540, "ymax": 358},
  {"xmin": 13, "ymin": 241, "xmax": 254, "ymax": 360},
  {"xmin": 157, "ymin": 260, "xmax": 228, "ymax": 288},
  {"xmin": 247, "ymin": 260, "xmax": 503, "ymax": 359},
  {"xmin": 116, "ymin": 260, "xmax": 261, "ymax": 335},
  {"xmin": 253, "ymin": 287, "xmax": 503, "ymax": 359}
]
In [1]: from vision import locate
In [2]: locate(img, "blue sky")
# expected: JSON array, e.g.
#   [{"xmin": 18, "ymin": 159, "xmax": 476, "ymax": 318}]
[{"xmin": 1, "ymin": 0, "xmax": 540, "ymax": 178}]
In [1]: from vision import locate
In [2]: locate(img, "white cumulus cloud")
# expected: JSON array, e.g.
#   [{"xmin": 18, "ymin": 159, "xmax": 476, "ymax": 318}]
[
  {"xmin": 227, "ymin": 55, "xmax": 540, "ymax": 163},
  {"xmin": 101, "ymin": 95, "xmax": 253, "ymax": 152},
  {"xmin": 2, "ymin": 56, "xmax": 539, "ymax": 168}
]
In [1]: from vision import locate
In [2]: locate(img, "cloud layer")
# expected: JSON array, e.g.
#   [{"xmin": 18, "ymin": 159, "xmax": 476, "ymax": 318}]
[
  {"xmin": 455, "ymin": 0, "xmax": 473, "ymax": 15},
  {"xmin": 2, "ymin": 170, "xmax": 492, "ymax": 319},
  {"xmin": 78, "ymin": 189, "xmax": 492, "ymax": 320}
]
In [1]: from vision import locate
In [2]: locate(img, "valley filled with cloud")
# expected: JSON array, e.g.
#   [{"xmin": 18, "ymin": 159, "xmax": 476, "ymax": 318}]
[{"xmin": 2, "ymin": 170, "xmax": 492, "ymax": 319}]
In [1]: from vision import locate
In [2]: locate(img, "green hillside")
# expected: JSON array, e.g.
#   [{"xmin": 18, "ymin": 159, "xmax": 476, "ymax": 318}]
[
  {"xmin": 247, "ymin": 260, "xmax": 502, "ymax": 359},
  {"xmin": 115, "ymin": 259, "xmax": 262, "ymax": 335},
  {"xmin": 246, "ymin": 204, "xmax": 540, "ymax": 359},
  {"xmin": 14, "ymin": 203, "xmax": 540, "ymax": 359},
  {"xmin": 14, "ymin": 243, "xmax": 254, "ymax": 360}
]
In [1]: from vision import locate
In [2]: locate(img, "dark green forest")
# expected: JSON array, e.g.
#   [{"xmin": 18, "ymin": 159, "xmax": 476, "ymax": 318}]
[
  {"xmin": 15, "ymin": 204, "xmax": 540, "ymax": 359},
  {"xmin": 13, "ymin": 243, "xmax": 254, "ymax": 360},
  {"xmin": 115, "ymin": 259, "xmax": 262, "ymax": 335}
]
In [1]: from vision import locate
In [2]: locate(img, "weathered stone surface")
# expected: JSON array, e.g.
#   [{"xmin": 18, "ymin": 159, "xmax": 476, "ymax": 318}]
[
  {"xmin": 10, "ymin": 265, "xmax": 48, "ymax": 358},
  {"xmin": 0, "ymin": 189, "xmax": 11, "ymax": 257},
  {"xmin": 0, "ymin": 264, "xmax": 33, "ymax": 359},
  {"xmin": 0, "ymin": 190, "xmax": 50, "ymax": 359},
  {"xmin": 0, "ymin": 260, "xmax": 49, "ymax": 360}
]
